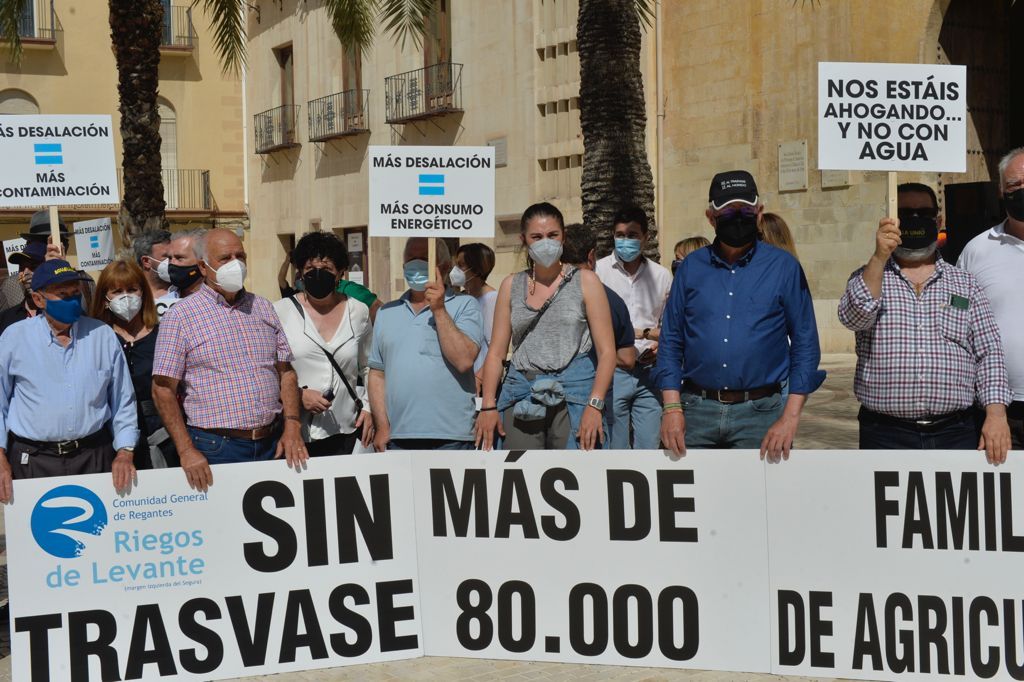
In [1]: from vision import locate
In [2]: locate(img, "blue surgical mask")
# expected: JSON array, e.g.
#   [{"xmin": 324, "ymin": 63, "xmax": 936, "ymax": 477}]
[
  {"xmin": 45, "ymin": 294, "xmax": 83, "ymax": 324},
  {"xmin": 404, "ymin": 259, "xmax": 430, "ymax": 291},
  {"xmin": 528, "ymin": 238, "xmax": 563, "ymax": 268},
  {"xmin": 614, "ymin": 238, "xmax": 642, "ymax": 263}
]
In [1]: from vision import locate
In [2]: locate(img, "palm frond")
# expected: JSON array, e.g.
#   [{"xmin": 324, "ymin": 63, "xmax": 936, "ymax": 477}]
[
  {"xmin": 193, "ymin": 0, "xmax": 246, "ymax": 74},
  {"xmin": 0, "ymin": 0, "xmax": 29, "ymax": 60},
  {"xmin": 377, "ymin": 0, "xmax": 433, "ymax": 49},
  {"xmin": 633, "ymin": 0, "xmax": 655, "ymax": 29},
  {"xmin": 326, "ymin": 0, "xmax": 377, "ymax": 54}
]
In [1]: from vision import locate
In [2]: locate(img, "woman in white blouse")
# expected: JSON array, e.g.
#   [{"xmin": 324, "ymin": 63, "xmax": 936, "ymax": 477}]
[{"xmin": 274, "ymin": 232, "xmax": 373, "ymax": 455}]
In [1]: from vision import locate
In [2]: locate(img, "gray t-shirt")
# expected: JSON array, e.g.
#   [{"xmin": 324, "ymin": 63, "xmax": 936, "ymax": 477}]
[{"xmin": 510, "ymin": 269, "xmax": 592, "ymax": 373}]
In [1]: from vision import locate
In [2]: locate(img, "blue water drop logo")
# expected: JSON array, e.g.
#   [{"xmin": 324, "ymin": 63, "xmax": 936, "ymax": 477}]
[{"xmin": 30, "ymin": 485, "xmax": 107, "ymax": 559}]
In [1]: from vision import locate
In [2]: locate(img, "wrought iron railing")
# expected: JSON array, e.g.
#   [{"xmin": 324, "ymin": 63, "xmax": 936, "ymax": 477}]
[
  {"xmin": 254, "ymin": 105, "xmax": 300, "ymax": 153},
  {"xmin": 116, "ymin": 169, "xmax": 211, "ymax": 211},
  {"xmin": 15, "ymin": 0, "xmax": 59, "ymax": 41},
  {"xmin": 161, "ymin": 5, "xmax": 196, "ymax": 49},
  {"xmin": 307, "ymin": 89, "xmax": 370, "ymax": 142},
  {"xmin": 385, "ymin": 62, "xmax": 463, "ymax": 124}
]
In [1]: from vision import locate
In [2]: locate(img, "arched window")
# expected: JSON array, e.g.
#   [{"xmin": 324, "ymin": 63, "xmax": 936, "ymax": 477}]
[
  {"xmin": 158, "ymin": 98, "xmax": 177, "ymax": 170},
  {"xmin": 0, "ymin": 89, "xmax": 40, "ymax": 115}
]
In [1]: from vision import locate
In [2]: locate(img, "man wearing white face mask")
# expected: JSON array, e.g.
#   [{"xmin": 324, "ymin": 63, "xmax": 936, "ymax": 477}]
[
  {"xmin": 367, "ymin": 237, "xmax": 483, "ymax": 451},
  {"xmin": 132, "ymin": 230, "xmax": 177, "ymax": 319},
  {"xmin": 153, "ymin": 228, "xmax": 307, "ymax": 491},
  {"xmin": 596, "ymin": 205, "xmax": 672, "ymax": 449}
]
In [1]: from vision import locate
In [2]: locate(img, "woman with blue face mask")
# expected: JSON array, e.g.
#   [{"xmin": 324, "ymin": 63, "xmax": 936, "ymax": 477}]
[{"xmin": 475, "ymin": 203, "xmax": 617, "ymax": 451}]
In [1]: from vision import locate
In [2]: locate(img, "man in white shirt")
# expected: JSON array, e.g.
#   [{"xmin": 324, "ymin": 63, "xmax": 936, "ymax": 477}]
[
  {"xmin": 596, "ymin": 205, "xmax": 673, "ymax": 449},
  {"xmin": 958, "ymin": 146, "xmax": 1024, "ymax": 449}
]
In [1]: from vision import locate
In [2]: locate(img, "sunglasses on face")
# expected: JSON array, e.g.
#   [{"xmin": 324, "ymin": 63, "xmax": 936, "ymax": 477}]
[
  {"xmin": 897, "ymin": 207, "xmax": 938, "ymax": 220},
  {"xmin": 714, "ymin": 206, "xmax": 758, "ymax": 222}
]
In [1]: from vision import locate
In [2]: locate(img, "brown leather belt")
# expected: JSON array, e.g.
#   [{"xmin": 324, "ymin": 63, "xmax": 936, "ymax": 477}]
[
  {"xmin": 200, "ymin": 419, "xmax": 280, "ymax": 441},
  {"xmin": 683, "ymin": 380, "xmax": 780, "ymax": 405}
]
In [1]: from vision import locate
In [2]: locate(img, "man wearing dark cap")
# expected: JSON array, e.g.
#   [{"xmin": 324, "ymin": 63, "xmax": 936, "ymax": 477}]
[
  {"xmin": 0, "ymin": 259, "xmax": 138, "ymax": 501},
  {"xmin": 657, "ymin": 170, "xmax": 825, "ymax": 461},
  {"xmin": 0, "ymin": 241, "xmax": 47, "ymax": 336}
]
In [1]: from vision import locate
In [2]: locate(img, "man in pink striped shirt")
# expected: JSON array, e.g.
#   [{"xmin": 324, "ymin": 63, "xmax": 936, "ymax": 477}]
[{"xmin": 153, "ymin": 228, "xmax": 306, "ymax": 491}]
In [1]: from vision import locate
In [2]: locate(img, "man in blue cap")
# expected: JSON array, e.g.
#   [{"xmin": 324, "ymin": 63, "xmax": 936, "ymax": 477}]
[{"xmin": 0, "ymin": 259, "xmax": 138, "ymax": 501}]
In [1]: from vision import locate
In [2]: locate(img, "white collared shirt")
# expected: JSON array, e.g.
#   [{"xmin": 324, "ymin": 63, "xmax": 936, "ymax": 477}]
[
  {"xmin": 595, "ymin": 254, "xmax": 673, "ymax": 352},
  {"xmin": 958, "ymin": 220, "xmax": 1024, "ymax": 401}
]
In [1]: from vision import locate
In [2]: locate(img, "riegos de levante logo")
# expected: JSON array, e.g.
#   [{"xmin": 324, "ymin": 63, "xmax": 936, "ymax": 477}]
[{"xmin": 30, "ymin": 484, "xmax": 108, "ymax": 559}]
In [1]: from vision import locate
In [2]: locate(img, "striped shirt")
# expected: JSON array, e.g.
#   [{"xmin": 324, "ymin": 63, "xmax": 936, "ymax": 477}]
[
  {"xmin": 838, "ymin": 257, "xmax": 1009, "ymax": 419},
  {"xmin": 153, "ymin": 284, "xmax": 293, "ymax": 430}
]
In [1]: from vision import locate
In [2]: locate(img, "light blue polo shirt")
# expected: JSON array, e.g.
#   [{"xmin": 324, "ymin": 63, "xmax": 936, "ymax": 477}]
[{"xmin": 369, "ymin": 290, "xmax": 483, "ymax": 441}]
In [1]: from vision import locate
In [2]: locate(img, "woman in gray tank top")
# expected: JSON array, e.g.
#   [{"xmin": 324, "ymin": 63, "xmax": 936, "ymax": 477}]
[{"xmin": 474, "ymin": 203, "xmax": 616, "ymax": 450}]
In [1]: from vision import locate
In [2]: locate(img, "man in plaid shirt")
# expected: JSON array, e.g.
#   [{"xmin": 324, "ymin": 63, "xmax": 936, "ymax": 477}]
[{"xmin": 838, "ymin": 183, "xmax": 1012, "ymax": 463}]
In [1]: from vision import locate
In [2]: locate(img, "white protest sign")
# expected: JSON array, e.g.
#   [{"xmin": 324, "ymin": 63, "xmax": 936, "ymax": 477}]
[
  {"xmin": 818, "ymin": 62, "xmax": 966, "ymax": 172},
  {"xmin": 413, "ymin": 450, "xmax": 771, "ymax": 673},
  {"xmin": 767, "ymin": 450, "xmax": 1024, "ymax": 681},
  {"xmin": 3, "ymin": 237, "xmax": 27, "ymax": 273},
  {"xmin": 5, "ymin": 455, "xmax": 423, "ymax": 681},
  {"xmin": 73, "ymin": 217, "xmax": 116, "ymax": 272},
  {"xmin": 369, "ymin": 146, "xmax": 495, "ymax": 238},
  {"xmin": 0, "ymin": 115, "xmax": 120, "ymax": 207}
]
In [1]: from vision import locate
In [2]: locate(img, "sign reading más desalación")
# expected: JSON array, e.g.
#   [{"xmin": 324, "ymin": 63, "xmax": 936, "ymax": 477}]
[
  {"xmin": 0, "ymin": 115, "xmax": 119, "ymax": 207},
  {"xmin": 369, "ymin": 146, "xmax": 495, "ymax": 238},
  {"xmin": 818, "ymin": 62, "xmax": 966, "ymax": 172}
]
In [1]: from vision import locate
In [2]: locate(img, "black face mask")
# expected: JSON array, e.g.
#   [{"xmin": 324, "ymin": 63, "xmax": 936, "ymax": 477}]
[
  {"xmin": 1004, "ymin": 189, "xmax": 1024, "ymax": 222},
  {"xmin": 301, "ymin": 267, "xmax": 337, "ymax": 300},
  {"xmin": 168, "ymin": 263, "xmax": 203, "ymax": 291},
  {"xmin": 897, "ymin": 209, "xmax": 939, "ymax": 250},
  {"xmin": 715, "ymin": 212, "xmax": 759, "ymax": 248}
]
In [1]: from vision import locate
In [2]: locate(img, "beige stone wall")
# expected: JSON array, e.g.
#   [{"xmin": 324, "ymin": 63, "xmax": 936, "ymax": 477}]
[
  {"xmin": 0, "ymin": 1, "xmax": 245, "ymax": 260},
  {"xmin": 654, "ymin": 0, "xmax": 993, "ymax": 352}
]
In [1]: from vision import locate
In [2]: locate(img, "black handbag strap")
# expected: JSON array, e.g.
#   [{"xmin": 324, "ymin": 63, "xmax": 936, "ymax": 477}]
[
  {"xmin": 288, "ymin": 296, "xmax": 364, "ymax": 414},
  {"xmin": 509, "ymin": 267, "xmax": 578, "ymax": 360}
]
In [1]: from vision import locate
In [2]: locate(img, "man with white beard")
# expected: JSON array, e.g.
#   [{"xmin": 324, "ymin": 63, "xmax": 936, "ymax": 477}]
[{"xmin": 838, "ymin": 183, "xmax": 1011, "ymax": 462}]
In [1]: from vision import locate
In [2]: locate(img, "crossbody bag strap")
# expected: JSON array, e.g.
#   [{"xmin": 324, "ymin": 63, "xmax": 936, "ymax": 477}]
[
  {"xmin": 508, "ymin": 267, "xmax": 578, "ymax": 359},
  {"xmin": 288, "ymin": 296, "xmax": 364, "ymax": 414}
]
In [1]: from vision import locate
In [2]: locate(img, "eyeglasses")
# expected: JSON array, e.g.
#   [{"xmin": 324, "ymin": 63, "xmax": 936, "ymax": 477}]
[
  {"xmin": 897, "ymin": 207, "xmax": 938, "ymax": 220},
  {"xmin": 715, "ymin": 206, "xmax": 758, "ymax": 222}
]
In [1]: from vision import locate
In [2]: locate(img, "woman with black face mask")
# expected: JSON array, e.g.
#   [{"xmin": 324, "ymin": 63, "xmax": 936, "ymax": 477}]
[{"xmin": 273, "ymin": 232, "xmax": 374, "ymax": 456}]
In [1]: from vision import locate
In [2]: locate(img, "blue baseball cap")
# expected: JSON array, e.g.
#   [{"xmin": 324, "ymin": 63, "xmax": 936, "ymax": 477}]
[
  {"xmin": 31, "ymin": 259, "xmax": 84, "ymax": 291},
  {"xmin": 8, "ymin": 241, "xmax": 46, "ymax": 267}
]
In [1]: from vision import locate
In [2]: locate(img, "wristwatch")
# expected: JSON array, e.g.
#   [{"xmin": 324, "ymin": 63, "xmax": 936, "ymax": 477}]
[
  {"xmin": 642, "ymin": 328, "xmax": 651, "ymax": 340},
  {"xmin": 587, "ymin": 396, "xmax": 605, "ymax": 411}
]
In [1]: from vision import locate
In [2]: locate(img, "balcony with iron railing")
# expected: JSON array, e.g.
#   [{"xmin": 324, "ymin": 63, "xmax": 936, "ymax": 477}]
[
  {"xmin": 384, "ymin": 62, "xmax": 463, "ymax": 125},
  {"xmin": 308, "ymin": 89, "xmax": 370, "ymax": 142},
  {"xmin": 116, "ymin": 169, "xmax": 212, "ymax": 211},
  {"xmin": 7, "ymin": 0, "xmax": 61, "ymax": 46},
  {"xmin": 160, "ymin": 5, "xmax": 196, "ymax": 52},
  {"xmin": 254, "ymin": 105, "xmax": 301, "ymax": 154}
]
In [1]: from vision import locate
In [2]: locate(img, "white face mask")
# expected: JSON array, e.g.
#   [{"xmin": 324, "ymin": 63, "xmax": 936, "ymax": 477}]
[
  {"xmin": 107, "ymin": 293, "xmax": 142, "ymax": 322},
  {"xmin": 155, "ymin": 257, "xmax": 171, "ymax": 283},
  {"xmin": 528, "ymin": 238, "xmax": 563, "ymax": 268},
  {"xmin": 449, "ymin": 266, "xmax": 468, "ymax": 288},
  {"xmin": 208, "ymin": 258, "xmax": 247, "ymax": 293}
]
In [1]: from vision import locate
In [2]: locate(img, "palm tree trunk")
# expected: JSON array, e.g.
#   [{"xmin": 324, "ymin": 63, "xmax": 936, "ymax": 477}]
[
  {"xmin": 110, "ymin": 0, "xmax": 166, "ymax": 239},
  {"xmin": 577, "ymin": 0, "xmax": 656, "ymax": 259}
]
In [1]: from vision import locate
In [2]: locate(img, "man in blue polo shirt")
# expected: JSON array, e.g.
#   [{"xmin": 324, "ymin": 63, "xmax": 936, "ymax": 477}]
[
  {"xmin": 0, "ymin": 260, "xmax": 138, "ymax": 500},
  {"xmin": 368, "ymin": 238, "xmax": 483, "ymax": 450},
  {"xmin": 657, "ymin": 170, "xmax": 825, "ymax": 461}
]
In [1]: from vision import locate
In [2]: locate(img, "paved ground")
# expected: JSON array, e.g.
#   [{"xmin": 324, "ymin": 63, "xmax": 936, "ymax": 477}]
[{"xmin": 0, "ymin": 354, "xmax": 860, "ymax": 682}]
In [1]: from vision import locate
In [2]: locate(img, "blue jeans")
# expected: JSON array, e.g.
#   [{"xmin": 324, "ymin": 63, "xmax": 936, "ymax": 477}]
[
  {"xmin": 610, "ymin": 365, "xmax": 662, "ymax": 449},
  {"xmin": 387, "ymin": 439, "xmax": 475, "ymax": 450},
  {"xmin": 680, "ymin": 390, "xmax": 783, "ymax": 448},
  {"xmin": 188, "ymin": 427, "xmax": 278, "ymax": 464},
  {"xmin": 858, "ymin": 407, "xmax": 977, "ymax": 450},
  {"xmin": 498, "ymin": 355, "xmax": 596, "ymax": 450}
]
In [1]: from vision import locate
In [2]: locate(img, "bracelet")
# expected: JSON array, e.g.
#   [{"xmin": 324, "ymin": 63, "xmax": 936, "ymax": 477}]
[
  {"xmin": 479, "ymin": 406, "xmax": 498, "ymax": 412},
  {"xmin": 663, "ymin": 402, "xmax": 682, "ymax": 411},
  {"xmin": 284, "ymin": 415, "xmax": 301, "ymax": 422}
]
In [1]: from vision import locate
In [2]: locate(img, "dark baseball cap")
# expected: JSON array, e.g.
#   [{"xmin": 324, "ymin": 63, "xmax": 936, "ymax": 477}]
[
  {"xmin": 709, "ymin": 170, "xmax": 759, "ymax": 210},
  {"xmin": 8, "ymin": 241, "xmax": 47, "ymax": 267},
  {"xmin": 21, "ymin": 209, "xmax": 70, "ymax": 240},
  {"xmin": 31, "ymin": 259, "xmax": 84, "ymax": 291}
]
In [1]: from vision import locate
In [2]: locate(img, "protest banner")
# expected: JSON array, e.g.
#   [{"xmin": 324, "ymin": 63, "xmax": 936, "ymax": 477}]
[
  {"xmin": 818, "ymin": 62, "xmax": 967, "ymax": 218},
  {"xmin": 73, "ymin": 218, "xmax": 116, "ymax": 272},
  {"xmin": 412, "ymin": 449, "xmax": 772, "ymax": 673},
  {"xmin": 0, "ymin": 115, "xmax": 120, "ymax": 248},
  {"xmin": 369, "ymin": 145, "xmax": 496, "ymax": 277},
  {"xmin": 767, "ymin": 450, "xmax": 1024, "ymax": 681},
  {"xmin": 3, "ymin": 237, "xmax": 27, "ymax": 273},
  {"xmin": 5, "ymin": 455, "xmax": 423, "ymax": 681}
]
